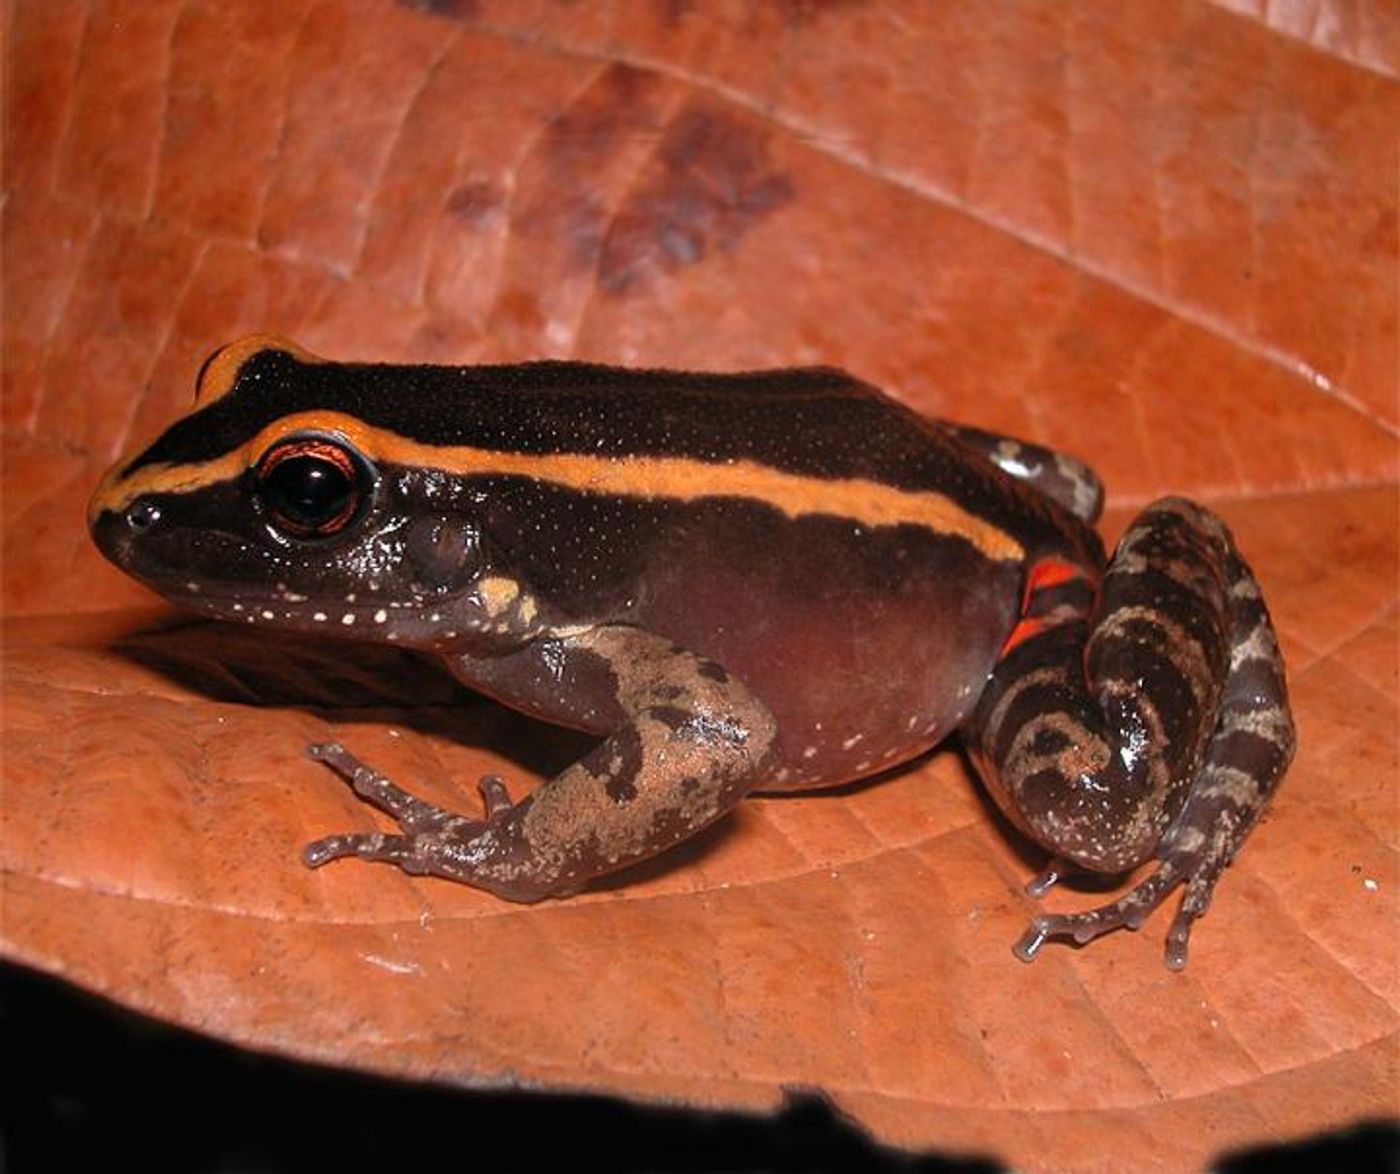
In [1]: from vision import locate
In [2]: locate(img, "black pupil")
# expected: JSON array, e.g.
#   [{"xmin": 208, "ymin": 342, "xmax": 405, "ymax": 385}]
[{"xmin": 263, "ymin": 455, "xmax": 353, "ymax": 528}]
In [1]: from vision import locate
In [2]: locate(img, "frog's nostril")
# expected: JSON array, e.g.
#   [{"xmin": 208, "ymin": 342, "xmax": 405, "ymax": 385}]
[{"xmin": 127, "ymin": 499, "xmax": 162, "ymax": 532}]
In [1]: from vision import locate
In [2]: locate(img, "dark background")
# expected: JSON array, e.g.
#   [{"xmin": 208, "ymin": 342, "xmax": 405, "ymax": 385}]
[{"xmin": 4, "ymin": 962, "xmax": 1395, "ymax": 1173}]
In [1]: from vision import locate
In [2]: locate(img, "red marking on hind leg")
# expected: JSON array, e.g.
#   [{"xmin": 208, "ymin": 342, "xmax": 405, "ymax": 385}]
[{"xmin": 999, "ymin": 557, "xmax": 1093, "ymax": 658}]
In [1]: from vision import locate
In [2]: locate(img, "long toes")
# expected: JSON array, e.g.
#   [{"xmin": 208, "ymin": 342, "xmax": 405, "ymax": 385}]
[
  {"xmin": 303, "ymin": 831, "xmax": 444, "ymax": 873},
  {"xmin": 1164, "ymin": 909, "xmax": 1195, "ymax": 971},
  {"xmin": 307, "ymin": 742, "xmax": 359, "ymax": 776},
  {"xmin": 304, "ymin": 831, "xmax": 401, "ymax": 867},
  {"xmin": 307, "ymin": 741, "xmax": 476, "ymax": 832},
  {"xmin": 1013, "ymin": 908, "xmax": 1131, "ymax": 962},
  {"xmin": 1015, "ymin": 859, "xmax": 1192, "ymax": 964},
  {"xmin": 1025, "ymin": 856, "xmax": 1071, "ymax": 898}
]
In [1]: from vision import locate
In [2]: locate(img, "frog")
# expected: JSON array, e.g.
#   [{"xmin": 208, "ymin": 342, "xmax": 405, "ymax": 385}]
[{"xmin": 88, "ymin": 336, "xmax": 1295, "ymax": 968}]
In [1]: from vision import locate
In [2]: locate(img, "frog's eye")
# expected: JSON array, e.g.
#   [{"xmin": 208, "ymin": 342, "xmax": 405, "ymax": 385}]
[{"xmin": 255, "ymin": 437, "xmax": 373, "ymax": 538}]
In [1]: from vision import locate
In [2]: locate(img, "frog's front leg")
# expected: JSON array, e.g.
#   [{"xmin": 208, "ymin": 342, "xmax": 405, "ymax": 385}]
[
  {"xmin": 968, "ymin": 498, "xmax": 1295, "ymax": 968},
  {"xmin": 303, "ymin": 626, "xmax": 777, "ymax": 900}
]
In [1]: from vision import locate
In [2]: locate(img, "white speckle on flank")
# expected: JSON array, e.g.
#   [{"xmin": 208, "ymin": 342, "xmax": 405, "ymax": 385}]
[
  {"xmin": 184, "ymin": 581, "xmax": 201, "ymax": 594},
  {"xmin": 1364, "ymin": 878, "xmax": 1380, "ymax": 892},
  {"xmin": 803, "ymin": 746, "xmax": 818, "ymax": 759},
  {"xmin": 429, "ymin": 613, "xmax": 442, "ymax": 622},
  {"xmin": 374, "ymin": 609, "xmax": 388, "ymax": 623},
  {"xmin": 283, "ymin": 591, "xmax": 307, "ymax": 603},
  {"xmin": 231, "ymin": 603, "xmax": 243, "ymax": 612},
  {"xmin": 313, "ymin": 612, "xmax": 328, "ymax": 622},
  {"xmin": 345, "ymin": 593, "xmax": 357, "ymax": 603},
  {"xmin": 341, "ymin": 614, "xmax": 355, "ymax": 625},
  {"xmin": 906, "ymin": 716, "xmax": 918, "ymax": 730},
  {"xmin": 842, "ymin": 734, "xmax": 863, "ymax": 750}
]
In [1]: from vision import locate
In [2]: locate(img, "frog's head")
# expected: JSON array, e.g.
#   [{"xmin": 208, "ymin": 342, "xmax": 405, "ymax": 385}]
[{"xmin": 89, "ymin": 337, "xmax": 528, "ymax": 651}]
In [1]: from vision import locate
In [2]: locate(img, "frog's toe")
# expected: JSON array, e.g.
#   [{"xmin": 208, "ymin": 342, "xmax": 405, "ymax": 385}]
[
  {"xmin": 1013, "ymin": 910, "xmax": 1125, "ymax": 962},
  {"xmin": 1024, "ymin": 856, "xmax": 1072, "ymax": 898},
  {"xmin": 306, "ymin": 740, "xmax": 479, "ymax": 835},
  {"xmin": 1159, "ymin": 854, "xmax": 1227, "ymax": 969},
  {"xmin": 477, "ymin": 773, "xmax": 516, "ymax": 818},
  {"xmin": 303, "ymin": 830, "xmax": 441, "ymax": 873},
  {"xmin": 305, "ymin": 830, "xmax": 403, "ymax": 868}
]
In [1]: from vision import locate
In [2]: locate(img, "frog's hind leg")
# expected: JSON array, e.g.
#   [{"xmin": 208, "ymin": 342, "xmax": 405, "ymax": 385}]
[
  {"xmin": 302, "ymin": 625, "xmax": 777, "ymax": 901},
  {"xmin": 967, "ymin": 498, "xmax": 1294, "ymax": 968},
  {"xmin": 1125, "ymin": 542, "xmax": 1295, "ymax": 968},
  {"xmin": 939, "ymin": 423, "xmax": 1104, "ymax": 523}
]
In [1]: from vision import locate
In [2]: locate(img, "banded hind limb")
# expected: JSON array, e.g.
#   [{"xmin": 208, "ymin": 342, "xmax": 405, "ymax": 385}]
[{"xmin": 967, "ymin": 498, "xmax": 1294, "ymax": 969}]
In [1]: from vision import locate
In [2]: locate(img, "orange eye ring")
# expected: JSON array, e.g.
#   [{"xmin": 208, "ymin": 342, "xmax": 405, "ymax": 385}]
[{"xmin": 255, "ymin": 437, "xmax": 371, "ymax": 537}]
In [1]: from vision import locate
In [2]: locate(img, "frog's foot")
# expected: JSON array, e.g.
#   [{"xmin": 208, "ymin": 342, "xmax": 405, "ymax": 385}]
[
  {"xmin": 302, "ymin": 741, "xmax": 513, "ymax": 870},
  {"xmin": 1015, "ymin": 826, "xmax": 1240, "ymax": 969}
]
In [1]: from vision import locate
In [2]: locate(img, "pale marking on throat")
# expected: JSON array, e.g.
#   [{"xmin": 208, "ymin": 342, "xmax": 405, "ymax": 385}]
[{"xmin": 92, "ymin": 409, "xmax": 1026, "ymax": 562}]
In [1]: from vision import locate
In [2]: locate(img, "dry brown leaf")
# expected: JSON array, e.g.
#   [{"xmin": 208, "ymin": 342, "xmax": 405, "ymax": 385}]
[{"xmin": 3, "ymin": 1, "xmax": 1396, "ymax": 1169}]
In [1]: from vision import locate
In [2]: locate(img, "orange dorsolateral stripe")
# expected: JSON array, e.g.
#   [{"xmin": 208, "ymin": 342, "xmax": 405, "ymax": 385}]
[{"xmin": 89, "ymin": 410, "xmax": 1028, "ymax": 562}]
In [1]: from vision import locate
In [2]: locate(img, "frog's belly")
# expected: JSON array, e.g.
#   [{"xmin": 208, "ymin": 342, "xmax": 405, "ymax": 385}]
[{"xmin": 632, "ymin": 511, "xmax": 1022, "ymax": 790}]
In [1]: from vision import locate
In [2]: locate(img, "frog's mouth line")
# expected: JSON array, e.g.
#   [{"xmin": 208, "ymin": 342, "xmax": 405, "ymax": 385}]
[{"xmin": 152, "ymin": 584, "xmax": 523, "ymax": 653}]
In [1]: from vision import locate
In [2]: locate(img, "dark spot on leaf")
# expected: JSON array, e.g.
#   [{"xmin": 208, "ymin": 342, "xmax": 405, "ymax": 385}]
[
  {"xmin": 516, "ymin": 65, "xmax": 666, "ymax": 273},
  {"xmin": 397, "ymin": 0, "xmax": 480, "ymax": 20},
  {"xmin": 659, "ymin": 0, "xmax": 865, "ymax": 29},
  {"xmin": 599, "ymin": 104, "xmax": 795, "ymax": 294},
  {"xmin": 544, "ymin": 65, "xmax": 663, "ymax": 176},
  {"xmin": 445, "ymin": 180, "xmax": 505, "ymax": 226}
]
